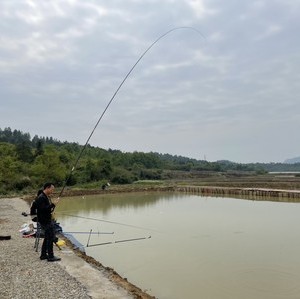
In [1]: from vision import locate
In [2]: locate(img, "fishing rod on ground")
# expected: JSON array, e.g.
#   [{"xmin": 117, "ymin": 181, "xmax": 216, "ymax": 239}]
[
  {"xmin": 63, "ymin": 231, "xmax": 114, "ymax": 235},
  {"xmin": 62, "ymin": 229, "xmax": 151, "ymax": 248},
  {"xmin": 84, "ymin": 229, "xmax": 150, "ymax": 247},
  {"xmin": 86, "ymin": 235, "xmax": 152, "ymax": 248},
  {"xmin": 56, "ymin": 212, "xmax": 160, "ymax": 246},
  {"xmin": 57, "ymin": 26, "xmax": 205, "ymax": 200},
  {"xmin": 63, "ymin": 234, "xmax": 151, "ymax": 249}
]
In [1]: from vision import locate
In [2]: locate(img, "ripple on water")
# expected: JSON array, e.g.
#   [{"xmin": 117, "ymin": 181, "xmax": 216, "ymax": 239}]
[
  {"xmin": 235, "ymin": 266, "xmax": 300, "ymax": 298},
  {"xmin": 200, "ymin": 264, "xmax": 300, "ymax": 299}
]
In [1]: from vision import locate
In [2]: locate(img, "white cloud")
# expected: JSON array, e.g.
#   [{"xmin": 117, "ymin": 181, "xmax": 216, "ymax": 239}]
[
  {"xmin": 0, "ymin": 0, "xmax": 300, "ymax": 162},
  {"xmin": 254, "ymin": 24, "xmax": 283, "ymax": 41},
  {"xmin": 186, "ymin": 0, "xmax": 217, "ymax": 18}
]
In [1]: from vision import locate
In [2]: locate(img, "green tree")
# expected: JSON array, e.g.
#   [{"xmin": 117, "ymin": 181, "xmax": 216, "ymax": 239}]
[
  {"xmin": 111, "ymin": 167, "xmax": 136, "ymax": 184},
  {"xmin": 84, "ymin": 158, "xmax": 112, "ymax": 182},
  {"xmin": 16, "ymin": 141, "xmax": 34, "ymax": 163},
  {"xmin": 0, "ymin": 143, "xmax": 28, "ymax": 191},
  {"xmin": 30, "ymin": 145, "xmax": 67, "ymax": 185},
  {"xmin": 35, "ymin": 139, "xmax": 44, "ymax": 157}
]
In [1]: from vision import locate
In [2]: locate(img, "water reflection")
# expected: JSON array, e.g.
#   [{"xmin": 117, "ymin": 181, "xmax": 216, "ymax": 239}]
[
  {"xmin": 57, "ymin": 192, "xmax": 180, "ymax": 215},
  {"xmin": 56, "ymin": 193, "xmax": 300, "ymax": 299}
]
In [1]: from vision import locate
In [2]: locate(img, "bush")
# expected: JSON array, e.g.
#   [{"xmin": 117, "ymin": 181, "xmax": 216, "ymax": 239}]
[
  {"xmin": 13, "ymin": 176, "xmax": 32, "ymax": 191},
  {"xmin": 111, "ymin": 168, "xmax": 135, "ymax": 184},
  {"xmin": 139, "ymin": 169, "xmax": 162, "ymax": 180}
]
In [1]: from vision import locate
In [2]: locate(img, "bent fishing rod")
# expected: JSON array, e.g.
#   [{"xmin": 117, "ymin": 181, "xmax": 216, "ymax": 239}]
[{"xmin": 58, "ymin": 26, "xmax": 205, "ymax": 199}]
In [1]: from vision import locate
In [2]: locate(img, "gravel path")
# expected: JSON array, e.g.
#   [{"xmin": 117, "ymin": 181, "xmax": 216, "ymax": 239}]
[{"xmin": 0, "ymin": 197, "xmax": 136, "ymax": 299}]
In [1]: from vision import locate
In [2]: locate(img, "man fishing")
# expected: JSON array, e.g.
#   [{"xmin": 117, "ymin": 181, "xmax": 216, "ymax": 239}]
[{"xmin": 35, "ymin": 182, "xmax": 61, "ymax": 262}]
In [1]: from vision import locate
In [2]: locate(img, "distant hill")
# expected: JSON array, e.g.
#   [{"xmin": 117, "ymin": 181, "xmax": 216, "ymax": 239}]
[{"xmin": 284, "ymin": 157, "xmax": 300, "ymax": 164}]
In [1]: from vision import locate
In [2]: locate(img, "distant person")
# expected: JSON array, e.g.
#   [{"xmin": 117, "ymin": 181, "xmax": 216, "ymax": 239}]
[
  {"xmin": 35, "ymin": 183, "xmax": 60, "ymax": 262},
  {"xmin": 102, "ymin": 182, "xmax": 110, "ymax": 190}
]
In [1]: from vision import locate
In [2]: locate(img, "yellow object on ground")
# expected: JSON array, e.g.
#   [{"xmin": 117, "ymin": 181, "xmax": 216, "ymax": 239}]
[{"xmin": 56, "ymin": 239, "xmax": 66, "ymax": 246}]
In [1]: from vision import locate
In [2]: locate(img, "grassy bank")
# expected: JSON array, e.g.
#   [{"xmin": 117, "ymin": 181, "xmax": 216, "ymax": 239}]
[{"xmin": 5, "ymin": 172, "xmax": 300, "ymax": 201}]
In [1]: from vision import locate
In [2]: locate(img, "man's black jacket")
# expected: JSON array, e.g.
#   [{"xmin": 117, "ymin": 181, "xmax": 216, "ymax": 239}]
[{"xmin": 35, "ymin": 192, "xmax": 55, "ymax": 225}]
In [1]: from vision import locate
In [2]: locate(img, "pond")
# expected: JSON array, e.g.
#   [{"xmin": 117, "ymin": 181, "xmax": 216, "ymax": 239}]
[{"xmin": 56, "ymin": 192, "xmax": 300, "ymax": 299}]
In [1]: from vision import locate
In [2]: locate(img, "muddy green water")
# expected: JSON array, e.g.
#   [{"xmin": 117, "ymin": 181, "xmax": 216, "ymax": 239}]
[{"xmin": 56, "ymin": 193, "xmax": 300, "ymax": 299}]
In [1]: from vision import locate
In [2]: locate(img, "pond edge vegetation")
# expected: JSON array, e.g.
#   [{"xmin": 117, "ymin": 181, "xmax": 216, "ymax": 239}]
[{"xmin": 2, "ymin": 127, "xmax": 300, "ymax": 197}]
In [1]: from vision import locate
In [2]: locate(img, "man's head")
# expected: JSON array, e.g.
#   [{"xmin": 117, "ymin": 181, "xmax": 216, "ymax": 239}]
[{"xmin": 43, "ymin": 182, "xmax": 55, "ymax": 196}]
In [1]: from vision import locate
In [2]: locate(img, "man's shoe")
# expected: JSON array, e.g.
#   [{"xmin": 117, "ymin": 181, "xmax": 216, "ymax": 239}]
[
  {"xmin": 47, "ymin": 256, "xmax": 61, "ymax": 262},
  {"xmin": 40, "ymin": 255, "xmax": 48, "ymax": 260}
]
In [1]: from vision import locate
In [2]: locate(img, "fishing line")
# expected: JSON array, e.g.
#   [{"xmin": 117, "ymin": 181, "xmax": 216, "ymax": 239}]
[
  {"xmin": 57, "ymin": 212, "xmax": 163, "ymax": 233},
  {"xmin": 58, "ymin": 26, "xmax": 205, "ymax": 198}
]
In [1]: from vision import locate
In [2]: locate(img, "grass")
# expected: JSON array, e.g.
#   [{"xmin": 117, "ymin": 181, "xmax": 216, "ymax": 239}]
[{"xmin": 3, "ymin": 172, "xmax": 300, "ymax": 199}]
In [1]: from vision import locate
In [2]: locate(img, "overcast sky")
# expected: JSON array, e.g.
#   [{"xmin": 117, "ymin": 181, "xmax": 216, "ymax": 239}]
[{"xmin": 1, "ymin": 0, "xmax": 300, "ymax": 163}]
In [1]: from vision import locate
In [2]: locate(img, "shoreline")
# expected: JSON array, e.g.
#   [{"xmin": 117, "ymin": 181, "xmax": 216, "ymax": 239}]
[
  {"xmin": 60, "ymin": 235, "xmax": 155, "ymax": 299},
  {"xmin": 0, "ymin": 197, "xmax": 155, "ymax": 299}
]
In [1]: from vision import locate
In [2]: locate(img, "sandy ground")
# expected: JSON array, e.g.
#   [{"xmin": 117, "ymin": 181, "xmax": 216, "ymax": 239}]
[{"xmin": 0, "ymin": 197, "xmax": 155, "ymax": 299}]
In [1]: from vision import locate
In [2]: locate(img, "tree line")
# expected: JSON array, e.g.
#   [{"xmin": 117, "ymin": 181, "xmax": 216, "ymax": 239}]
[{"xmin": 0, "ymin": 127, "xmax": 298, "ymax": 194}]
